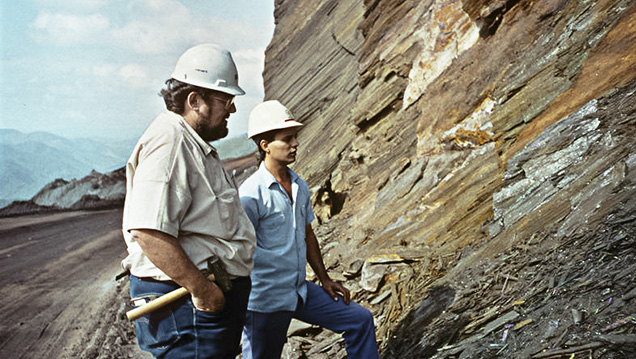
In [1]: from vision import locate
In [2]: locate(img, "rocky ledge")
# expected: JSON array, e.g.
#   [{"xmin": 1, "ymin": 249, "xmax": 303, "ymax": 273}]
[{"xmin": 264, "ymin": 0, "xmax": 636, "ymax": 357}]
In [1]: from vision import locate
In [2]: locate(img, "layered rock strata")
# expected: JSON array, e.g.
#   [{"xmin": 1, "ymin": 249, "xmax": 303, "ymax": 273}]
[{"xmin": 263, "ymin": 0, "xmax": 636, "ymax": 357}]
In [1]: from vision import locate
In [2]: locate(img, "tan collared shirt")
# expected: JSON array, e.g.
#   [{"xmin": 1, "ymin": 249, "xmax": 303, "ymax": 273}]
[{"xmin": 122, "ymin": 111, "xmax": 255, "ymax": 280}]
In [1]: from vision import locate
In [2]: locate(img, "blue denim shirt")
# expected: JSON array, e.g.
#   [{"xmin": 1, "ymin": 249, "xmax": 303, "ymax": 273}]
[{"xmin": 239, "ymin": 163, "xmax": 315, "ymax": 312}]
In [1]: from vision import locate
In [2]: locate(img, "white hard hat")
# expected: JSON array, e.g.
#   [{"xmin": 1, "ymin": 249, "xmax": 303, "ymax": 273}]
[
  {"xmin": 171, "ymin": 43, "xmax": 245, "ymax": 96},
  {"xmin": 248, "ymin": 100, "xmax": 303, "ymax": 138}
]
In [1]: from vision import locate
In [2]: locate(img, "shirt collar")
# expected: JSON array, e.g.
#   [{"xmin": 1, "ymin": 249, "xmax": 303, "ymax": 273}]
[
  {"xmin": 257, "ymin": 162, "xmax": 300, "ymax": 188},
  {"xmin": 170, "ymin": 111, "xmax": 218, "ymax": 157}
]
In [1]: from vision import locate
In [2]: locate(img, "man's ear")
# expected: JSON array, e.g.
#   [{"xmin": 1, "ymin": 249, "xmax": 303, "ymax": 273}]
[
  {"xmin": 259, "ymin": 139, "xmax": 270, "ymax": 153},
  {"xmin": 186, "ymin": 92, "xmax": 200, "ymax": 111}
]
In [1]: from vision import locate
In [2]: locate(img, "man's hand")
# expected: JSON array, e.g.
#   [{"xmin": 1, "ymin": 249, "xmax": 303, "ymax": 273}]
[
  {"xmin": 321, "ymin": 279, "xmax": 351, "ymax": 305},
  {"xmin": 304, "ymin": 224, "xmax": 351, "ymax": 305},
  {"xmin": 191, "ymin": 280, "xmax": 225, "ymax": 312},
  {"xmin": 131, "ymin": 229, "xmax": 227, "ymax": 312}
]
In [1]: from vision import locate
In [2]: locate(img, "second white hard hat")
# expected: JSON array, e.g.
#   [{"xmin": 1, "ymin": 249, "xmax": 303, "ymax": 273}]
[
  {"xmin": 248, "ymin": 100, "xmax": 303, "ymax": 138},
  {"xmin": 171, "ymin": 43, "xmax": 245, "ymax": 96}
]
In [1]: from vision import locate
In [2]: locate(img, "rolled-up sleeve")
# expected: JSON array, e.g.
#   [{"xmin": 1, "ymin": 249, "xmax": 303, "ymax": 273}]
[
  {"xmin": 125, "ymin": 179, "xmax": 191, "ymax": 238},
  {"xmin": 239, "ymin": 190, "xmax": 260, "ymax": 230},
  {"xmin": 124, "ymin": 130, "xmax": 192, "ymax": 238}
]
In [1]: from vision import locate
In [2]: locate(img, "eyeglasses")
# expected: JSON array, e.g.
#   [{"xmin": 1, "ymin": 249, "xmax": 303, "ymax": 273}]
[{"xmin": 209, "ymin": 95, "xmax": 235, "ymax": 111}]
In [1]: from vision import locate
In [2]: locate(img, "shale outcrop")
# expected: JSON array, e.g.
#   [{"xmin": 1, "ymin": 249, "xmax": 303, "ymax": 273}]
[{"xmin": 263, "ymin": 0, "xmax": 636, "ymax": 357}]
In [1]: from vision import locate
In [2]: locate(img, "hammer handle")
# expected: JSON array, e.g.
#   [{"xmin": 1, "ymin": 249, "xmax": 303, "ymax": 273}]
[{"xmin": 126, "ymin": 273, "xmax": 215, "ymax": 321}]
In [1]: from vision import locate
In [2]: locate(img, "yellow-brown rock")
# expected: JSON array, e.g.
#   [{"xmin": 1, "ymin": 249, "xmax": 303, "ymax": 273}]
[{"xmin": 263, "ymin": 0, "xmax": 636, "ymax": 357}]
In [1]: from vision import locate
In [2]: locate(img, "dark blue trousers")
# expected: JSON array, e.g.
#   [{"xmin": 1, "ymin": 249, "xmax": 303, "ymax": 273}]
[
  {"xmin": 242, "ymin": 281, "xmax": 379, "ymax": 359},
  {"xmin": 129, "ymin": 275, "xmax": 250, "ymax": 359}
]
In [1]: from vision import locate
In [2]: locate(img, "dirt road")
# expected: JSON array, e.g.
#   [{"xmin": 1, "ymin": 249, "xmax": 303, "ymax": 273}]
[
  {"xmin": 0, "ymin": 209, "xmax": 147, "ymax": 359},
  {"xmin": 0, "ymin": 155, "xmax": 258, "ymax": 359}
]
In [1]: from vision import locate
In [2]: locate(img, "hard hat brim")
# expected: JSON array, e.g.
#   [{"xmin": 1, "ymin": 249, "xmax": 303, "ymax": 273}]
[
  {"xmin": 171, "ymin": 75, "xmax": 246, "ymax": 96},
  {"xmin": 248, "ymin": 120, "xmax": 303, "ymax": 138}
]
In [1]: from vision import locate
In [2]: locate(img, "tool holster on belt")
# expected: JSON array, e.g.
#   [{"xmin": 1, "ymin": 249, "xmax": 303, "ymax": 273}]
[{"xmin": 204, "ymin": 257, "xmax": 232, "ymax": 292}]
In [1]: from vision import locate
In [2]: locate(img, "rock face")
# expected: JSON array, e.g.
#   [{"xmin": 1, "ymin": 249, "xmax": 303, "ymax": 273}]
[{"xmin": 264, "ymin": 0, "xmax": 636, "ymax": 357}]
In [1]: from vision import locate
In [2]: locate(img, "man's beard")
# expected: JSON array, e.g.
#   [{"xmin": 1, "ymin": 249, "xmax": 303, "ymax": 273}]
[
  {"xmin": 199, "ymin": 121, "xmax": 228, "ymax": 142},
  {"xmin": 206, "ymin": 124, "xmax": 228, "ymax": 142}
]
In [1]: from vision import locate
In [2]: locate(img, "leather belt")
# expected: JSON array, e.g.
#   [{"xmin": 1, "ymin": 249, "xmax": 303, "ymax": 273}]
[{"xmin": 137, "ymin": 276, "xmax": 179, "ymax": 287}]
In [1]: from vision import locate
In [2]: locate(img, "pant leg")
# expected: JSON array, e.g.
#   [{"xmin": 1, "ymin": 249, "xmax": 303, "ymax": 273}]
[
  {"xmin": 129, "ymin": 275, "xmax": 250, "ymax": 359},
  {"xmin": 129, "ymin": 276, "xmax": 185, "ymax": 358},
  {"xmin": 242, "ymin": 310, "xmax": 295, "ymax": 359},
  {"xmin": 191, "ymin": 277, "xmax": 251, "ymax": 359},
  {"xmin": 294, "ymin": 281, "xmax": 379, "ymax": 359}
]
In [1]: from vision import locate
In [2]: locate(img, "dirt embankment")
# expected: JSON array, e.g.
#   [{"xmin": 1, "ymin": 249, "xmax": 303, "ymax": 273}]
[
  {"xmin": 0, "ymin": 209, "xmax": 148, "ymax": 359},
  {"xmin": 0, "ymin": 153, "xmax": 258, "ymax": 359}
]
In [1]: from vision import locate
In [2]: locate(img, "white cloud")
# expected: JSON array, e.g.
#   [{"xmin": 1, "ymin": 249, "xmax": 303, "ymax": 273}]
[
  {"xmin": 234, "ymin": 59, "xmax": 265, "ymax": 95},
  {"xmin": 108, "ymin": 0, "xmax": 193, "ymax": 54},
  {"xmin": 92, "ymin": 64, "xmax": 117, "ymax": 79},
  {"xmin": 119, "ymin": 64, "xmax": 150, "ymax": 88},
  {"xmin": 11, "ymin": 0, "xmax": 274, "ymax": 139},
  {"xmin": 27, "ymin": 0, "xmax": 273, "ymax": 58},
  {"xmin": 92, "ymin": 63, "xmax": 156, "ymax": 91},
  {"xmin": 214, "ymin": 48, "xmax": 265, "ymax": 98},
  {"xmin": 109, "ymin": 0, "xmax": 272, "ymax": 55},
  {"xmin": 29, "ymin": 12, "xmax": 110, "ymax": 45},
  {"xmin": 234, "ymin": 47, "xmax": 265, "ymax": 60},
  {"xmin": 110, "ymin": 20, "xmax": 186, "ymax": 54},
  {"xmin": 63, "ymin": 109, "xmax": 85, "ymax": 120},
  {"xmin": 34, "ymin": 0, "xmax": 110, "ymax": 13}
]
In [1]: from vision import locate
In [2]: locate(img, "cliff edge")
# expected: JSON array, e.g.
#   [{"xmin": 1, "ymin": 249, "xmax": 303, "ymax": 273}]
[{"xmin": 264, "ymin": 0, "xmax": 636, "ymax": 357}]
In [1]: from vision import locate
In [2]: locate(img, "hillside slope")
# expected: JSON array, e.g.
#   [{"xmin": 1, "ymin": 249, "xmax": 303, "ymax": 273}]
[
  {"xmin": 0, "ymin": 129, "xmax": 256, "ymax": 207},
  {"xmin": 0, "ymin": 152, "xmax": 257, "ymax": 217},
  {"xmin": 0, "ymin": 129, "xmax": 134, "ymax": 205},
  {"xmin": 263, "ymin": 0, "xmax": 636, "ymax": 357}
]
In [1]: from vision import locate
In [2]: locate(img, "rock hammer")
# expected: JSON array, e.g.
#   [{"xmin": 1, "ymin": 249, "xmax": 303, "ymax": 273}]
[{"xmin": 126, "ymin": 257, "xmax": 232, "ymax": 321}]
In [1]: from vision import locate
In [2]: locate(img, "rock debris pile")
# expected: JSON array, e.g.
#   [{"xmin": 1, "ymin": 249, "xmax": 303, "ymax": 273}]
[{"xmin": 260, "ymin": 0, "xmax": 636, "ymax": 358}]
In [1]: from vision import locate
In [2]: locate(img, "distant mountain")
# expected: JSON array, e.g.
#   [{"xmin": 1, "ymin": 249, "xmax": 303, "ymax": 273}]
[
  {"xmin": 0, "ymin": 129, "xmax": 256, "ymax": 206},
  {"xmin": 0, "ymin": 129, "xmax": 135, "ymax": 206},
  {"xmin": 211, "ymin": 134, "xmax": 258, "ymax": 161},
  {"xmin": 0, "ymin": 150, "xmax": 257, "ymax": 218}
]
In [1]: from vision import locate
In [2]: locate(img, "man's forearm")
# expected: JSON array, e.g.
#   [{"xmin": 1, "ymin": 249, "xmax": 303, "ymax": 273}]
[
  {"xmin": 305, "ymin": 225, "xmax": 331, "ymax": 283},
  {"xmin": 305, "ymin": 224, "xmax": 351, "ymax": 303},
  {"xmin": 130, "ymin": 229, "xmax": 219, "ymax": 299}
]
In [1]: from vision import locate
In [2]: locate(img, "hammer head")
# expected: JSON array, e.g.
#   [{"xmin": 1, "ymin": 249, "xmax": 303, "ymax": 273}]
[
  {"xmin": 206, "ymin": 256, "xmax": 232, "ymax": 292},
  {"xmin": 206, "ymin": 255, "xmax": 219, "ymax": 271}
]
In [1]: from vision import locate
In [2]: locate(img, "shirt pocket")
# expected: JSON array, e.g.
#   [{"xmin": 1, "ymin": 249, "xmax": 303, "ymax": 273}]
[
  {"xmin": 216, "ymin": 188, "xmax": 239, "ymax": 233},
  {"xmin": 257, "ymin": 211, "xmax": 288, "ymax": 250}
]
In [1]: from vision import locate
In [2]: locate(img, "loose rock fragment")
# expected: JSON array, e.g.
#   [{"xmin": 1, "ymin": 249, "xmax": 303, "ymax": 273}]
[{"xmin": 360, "ymin": 261, "xmax": 388, "ymax": 292}]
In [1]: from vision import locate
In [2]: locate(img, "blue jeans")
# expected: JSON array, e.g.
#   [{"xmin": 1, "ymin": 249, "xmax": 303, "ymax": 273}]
[
  {"xmin": 242, "ymin": 281, "xmax": 379, "ymax": 359},
  {"xmin": 129, "ymin": 275, "xmax": 251, "ymax": 359}
]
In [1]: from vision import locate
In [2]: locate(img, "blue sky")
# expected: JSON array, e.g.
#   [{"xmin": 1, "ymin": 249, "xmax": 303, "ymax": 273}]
[{"xmin": 0, "ymin": 0, "xmax": 275, "ymax": 140}]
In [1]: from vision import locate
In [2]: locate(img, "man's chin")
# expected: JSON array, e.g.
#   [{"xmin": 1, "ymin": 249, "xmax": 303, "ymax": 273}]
[{"xmin": 206, "ymin": 127, "xmax": 229, "ymax": 142}]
